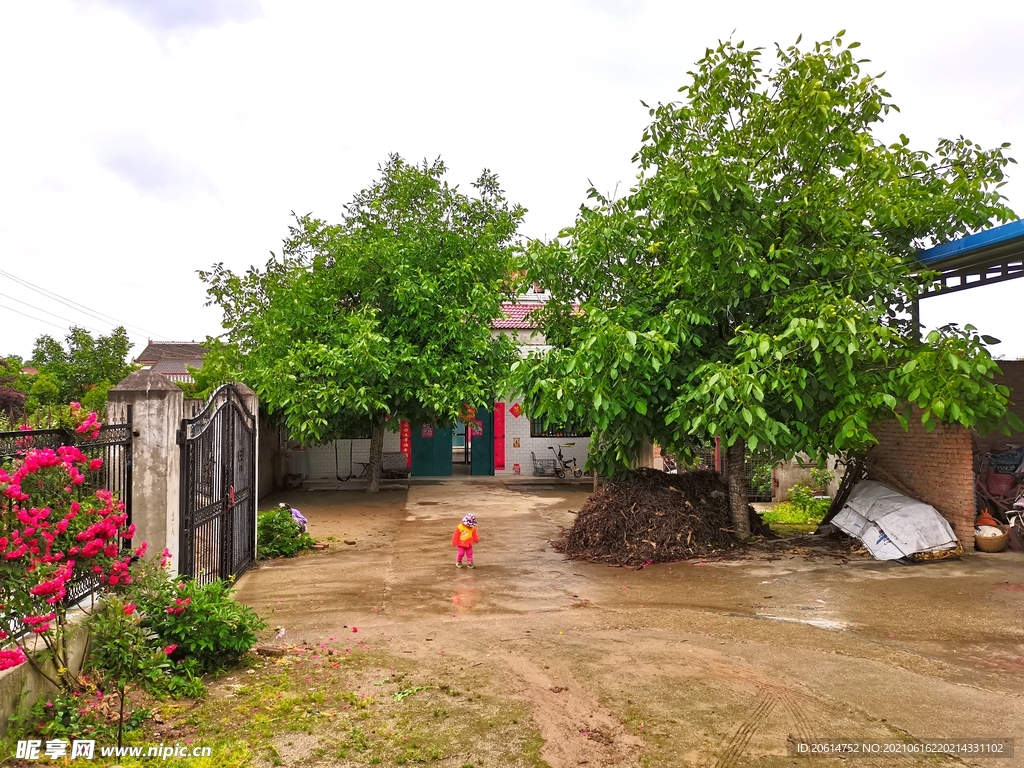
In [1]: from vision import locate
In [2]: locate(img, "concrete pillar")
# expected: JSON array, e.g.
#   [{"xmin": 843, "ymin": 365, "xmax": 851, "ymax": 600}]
[{"xmin": 108, "ymin": 370, "xmax": 183, "ymax": 575}]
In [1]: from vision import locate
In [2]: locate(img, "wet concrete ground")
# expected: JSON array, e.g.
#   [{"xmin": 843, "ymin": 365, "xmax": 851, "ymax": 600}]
[{"xmin": 236, "ymin": 481, "xmax": 1024, "ymax": 767}]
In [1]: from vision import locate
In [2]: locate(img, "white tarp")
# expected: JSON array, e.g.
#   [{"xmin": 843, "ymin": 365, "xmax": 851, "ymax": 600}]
[{"xmin": 832, "ymin": 481, "xmax": 958, "ymax": 560}]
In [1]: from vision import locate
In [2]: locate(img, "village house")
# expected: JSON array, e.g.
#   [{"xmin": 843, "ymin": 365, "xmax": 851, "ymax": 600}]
[
  {"xmin": 289, "ymin": 285, "xmax": 591, "ymax": 482},
  {"xmin": 134, "ymin": 341, "xmax": 208, "ymax": 385}
]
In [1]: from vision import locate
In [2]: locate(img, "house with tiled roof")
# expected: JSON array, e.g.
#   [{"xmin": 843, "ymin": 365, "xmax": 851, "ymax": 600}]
[
  {"xmin": 289, "ymin": 285, "xmax": 590, "ymax": 483},
  {"xmin": 491, "ymin": 284, "xmax": 552, "ymax": 353},
  {"xmin": 134, "ymin": 341, "xmax": 207, "ymax": 384}
]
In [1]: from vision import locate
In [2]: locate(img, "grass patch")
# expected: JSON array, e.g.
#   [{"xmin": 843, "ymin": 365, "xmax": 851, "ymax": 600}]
[
  {"xmin": 770, "ymin": 522, "xmax": 819, "ymax": 536},
  {"xmin": 762, "ymin": 484, "xmax": 830, "ymax": 529},
  {"xmin": 108, "ymin": 644, "xmax": 546, "ymax": 767},
  {"xmin": 762, "ymin": 502, "xmax": 826, "ymax": 525}
]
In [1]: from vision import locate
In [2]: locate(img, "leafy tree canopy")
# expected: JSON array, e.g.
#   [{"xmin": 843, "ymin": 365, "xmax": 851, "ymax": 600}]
[
  {"xmin": 0, "ymin": 355, "xmax": 26, "ymax": 419},
  {"xmin": 515, "ymin": 35, "xmax": 1019, "ymax": 535},
  {"xmin": 201, "ymin": 155, "xmax": 525, "ymax": 490},
  {"xmin": 28, "ymin": 327, "xmax": 134, "ymax": 407},
  {"xmin": 174, "ymin": 338, "xmax": 242, "ymax": 400}
]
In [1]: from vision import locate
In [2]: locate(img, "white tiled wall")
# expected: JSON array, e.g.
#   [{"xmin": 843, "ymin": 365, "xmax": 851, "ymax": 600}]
[
  {"xmin": 290, "ymin": 403, "xmax": 589, "ymax": 479},
  {"xmin": 497, "ymin": 398, "xmax": 590, "ymax": 476},
  {"xmin": 299, "ymin": 432, "xmax": 403, "ymax": 479}
]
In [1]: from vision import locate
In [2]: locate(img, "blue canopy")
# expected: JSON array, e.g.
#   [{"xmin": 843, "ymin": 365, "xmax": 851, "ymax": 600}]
[{"xmin": 917, "ymin": 220, "xmax": 1024, "ymax": 295}]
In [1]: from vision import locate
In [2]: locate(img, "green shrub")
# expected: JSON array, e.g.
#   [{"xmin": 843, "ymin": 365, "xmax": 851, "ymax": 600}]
[
  {"xmin": 258, "ymin": 508, "xmax": 315, "ymax": 559},
  {"xmin": 809, "ymin": 467, "xmax": 836, "ymax": 491},
  {"xmin": 146, "ymin": 578, "xmax": 265, "ymax": 674},
  {"xmin": 80, "ymin": 381, "xmax": 112, "ymax": 415},
  {"xmin": 115, "ymin": 558, "xmax": 266, "ymax": 677},
  {"xmin": 763, "ymin": 483, "xmax": 831, "ymax": 525},
  {"xmin": 87, "ymin": 595, "xmax": 169, "ymax": 746}
]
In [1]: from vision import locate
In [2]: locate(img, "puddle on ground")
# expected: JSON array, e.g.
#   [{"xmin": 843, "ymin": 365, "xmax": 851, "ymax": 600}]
[{"xmin": 756, "ymin": 614, "xmax": 847, "ymax": 631}]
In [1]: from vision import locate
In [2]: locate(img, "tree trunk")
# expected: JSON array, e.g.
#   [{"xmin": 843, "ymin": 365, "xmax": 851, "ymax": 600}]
[
  {"xmin": 367, "ymin": 414, "xmax": 386, "ymax": 494},
  {"xmin": 725, "ymin": 439, "xmax": 751, "ymax": 539}
]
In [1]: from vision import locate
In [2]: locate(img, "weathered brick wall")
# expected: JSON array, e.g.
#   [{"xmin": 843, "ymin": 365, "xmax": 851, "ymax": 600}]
[
  {"xmin": 863, "ymin": 362, "xmax": 1024, "ymax": 550},
  {"xmin": 867, "ymin": 416, "xmax": 975, "ymax": 547},
  {"xmin": 977, "ymin": 360, "xmax": 1024, "ymax": 454}
]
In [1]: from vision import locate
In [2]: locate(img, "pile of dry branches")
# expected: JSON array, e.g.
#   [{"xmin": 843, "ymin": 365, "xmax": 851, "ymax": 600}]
[{"xmin": 553, "ymin": 468, "xmax": 772, "ymax": 566}]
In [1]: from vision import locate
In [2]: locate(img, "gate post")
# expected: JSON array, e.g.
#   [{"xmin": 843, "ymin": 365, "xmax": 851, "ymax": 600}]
[{"xmin": 108, "ymin": 370, "xmax": 183, "ymax": 575}]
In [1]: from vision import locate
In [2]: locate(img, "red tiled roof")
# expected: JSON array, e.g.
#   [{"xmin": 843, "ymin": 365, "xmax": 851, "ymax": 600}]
[{"xmin": 493, "ymin": 302, "xmax": 542, "ymax": 329}]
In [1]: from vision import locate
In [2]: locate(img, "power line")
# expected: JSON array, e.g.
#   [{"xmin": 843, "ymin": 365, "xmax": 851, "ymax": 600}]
[
  {"xmin": 0, "ymin": 269, "xmax": 170, "ymax": 339},
  {"xmin": 0, "ymin": 303, "xmax": 75, "ymax": 334},
  {"xmin": 0, "ymin": 290, "xmax": 108, "ymax": 336}
]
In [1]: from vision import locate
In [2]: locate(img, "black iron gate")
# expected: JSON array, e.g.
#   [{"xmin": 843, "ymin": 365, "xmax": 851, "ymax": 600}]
[{"xmin": 178, "ymin": 384, "xmax": 256, "ymax": 585}]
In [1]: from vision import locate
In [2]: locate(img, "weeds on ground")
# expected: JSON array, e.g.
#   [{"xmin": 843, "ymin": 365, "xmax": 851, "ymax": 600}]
[
  {"xmin": 106, "ymin": 644, "xmax": 545, "ymax": 767},
  {"xmin": 763, "ymin": 484, "xmax": 830, "ymax": 526}
]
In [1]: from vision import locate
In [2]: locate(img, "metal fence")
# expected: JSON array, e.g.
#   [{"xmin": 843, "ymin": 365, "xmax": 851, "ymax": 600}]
[{"xmin": 678, "ymin": 439, "xmax": 774, "ymax": 502}]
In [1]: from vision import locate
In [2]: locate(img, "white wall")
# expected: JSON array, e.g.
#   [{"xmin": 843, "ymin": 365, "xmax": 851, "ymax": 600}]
[
  {"xmin": 299, "ymin": 432, "xmax": 403, "ymax": 480},
  {"xmin": 497, "ymin": 398, "xmax": 590, "ymax": 476}
]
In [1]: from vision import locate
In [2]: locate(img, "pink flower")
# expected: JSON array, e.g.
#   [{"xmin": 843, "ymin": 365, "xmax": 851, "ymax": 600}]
[
  {"xmin": 88, "ymin": 458, "xmax": 103, "ymax": 471},
  {"xmin": 163, "ymin": 644, "xmax": 178, "ymax": 655},
  {"xmin": 123, "ymin": 604, "xmax": 136, "ymax": 615},
  {"xmin": 0, "ymin": 648, "xmax": 27, "ymax": 671}
]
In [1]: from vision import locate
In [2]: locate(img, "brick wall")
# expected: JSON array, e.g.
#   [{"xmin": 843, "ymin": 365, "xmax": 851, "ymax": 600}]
[
  {"xmin": 867, "ymin": 416, "xmax": 975, "ymax": 547},
  {"xmin": 864, "ymin": 362, "xmax": 1024, "ymax": 549}
]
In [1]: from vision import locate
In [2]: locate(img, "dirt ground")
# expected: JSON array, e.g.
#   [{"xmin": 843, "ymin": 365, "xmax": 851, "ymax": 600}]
[{"xmin": 232, "ymin": 480, "xmax": 1024, "ymax": 768}]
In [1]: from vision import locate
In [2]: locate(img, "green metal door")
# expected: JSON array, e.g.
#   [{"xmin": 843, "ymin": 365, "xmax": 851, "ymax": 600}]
[
  {"xmin": 470, "ymin": 408, "xmax": 494, "ymax": 476},
  {"xmin": 410, "ymin": 424, "xmax": 453, "ymax": 476}
]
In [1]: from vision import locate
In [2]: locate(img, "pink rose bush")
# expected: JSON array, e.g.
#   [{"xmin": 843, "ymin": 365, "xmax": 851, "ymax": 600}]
[
  {"xmin": 0, "ymin": 647, "xmax": 27, "ymax": 671},
  {"xmin": 0, "ymin": 406, "xmax": 133, "ymax": 687}
]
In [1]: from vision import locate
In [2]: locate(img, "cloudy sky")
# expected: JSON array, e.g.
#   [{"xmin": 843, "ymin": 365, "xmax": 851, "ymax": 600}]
[{"xmin": 1, "ymin": 0, "xmax": 1022, "ymax": 361}]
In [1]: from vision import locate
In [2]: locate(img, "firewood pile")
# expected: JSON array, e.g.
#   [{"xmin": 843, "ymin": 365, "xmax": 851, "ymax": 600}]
[{"xmin": 553, "ymin": 468, "xmax": 773, "ymax": 566}]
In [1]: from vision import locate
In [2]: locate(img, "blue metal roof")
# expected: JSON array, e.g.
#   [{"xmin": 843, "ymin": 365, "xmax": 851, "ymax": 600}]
[
  {"xmin": 916, "ymin": 219, "xmax": 1024, "ymax": 295},
  {"xmin": 918, "ymin": 219, "xmax": 1024, "ymax": 267}
]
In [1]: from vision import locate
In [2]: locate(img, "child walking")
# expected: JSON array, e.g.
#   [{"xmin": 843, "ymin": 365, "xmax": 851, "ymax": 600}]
[{"xmin": 451, "ymin": 514, "xmax": 479, "ymax": 568}]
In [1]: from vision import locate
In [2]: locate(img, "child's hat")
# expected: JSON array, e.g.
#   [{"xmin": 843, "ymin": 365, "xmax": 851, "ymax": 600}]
[{"xmin": 462, "ymin": 514, "xmax": 477, "ymax": 527}]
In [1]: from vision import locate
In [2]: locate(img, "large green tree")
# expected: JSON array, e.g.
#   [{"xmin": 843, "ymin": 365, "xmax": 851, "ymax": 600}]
[
  {"xmin": 29, "ymin": 327, "xmax": 134, "ymax": 408},
  {"xmin": 201, "ymin": 155, "xmax": 524, "ymax": 491},
  {"xmin": 516, "ymin": 35, "xmax": 1019, "ymax": 536},
  {"xmin": 0, "ymin": 355, "xmax": 27, "ymax": 420}
]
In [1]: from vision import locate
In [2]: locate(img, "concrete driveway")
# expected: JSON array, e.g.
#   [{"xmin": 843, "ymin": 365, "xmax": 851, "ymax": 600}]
[{"xmin": 236, "ymin": 480, "xmax": 1024, "ymax": 767}]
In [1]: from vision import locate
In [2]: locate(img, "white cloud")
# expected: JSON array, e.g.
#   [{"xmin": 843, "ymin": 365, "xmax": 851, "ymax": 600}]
[
  {"xmin": 79, "ymin": 0, "xmax": 262, "ymax": 34},
  {"xmin": 95, "ymin": 132, "xmax": 216, "ymax": 198},
  {"xmin": 0, "ymin": 0, "xmax": 1021, "ymax": 361}
]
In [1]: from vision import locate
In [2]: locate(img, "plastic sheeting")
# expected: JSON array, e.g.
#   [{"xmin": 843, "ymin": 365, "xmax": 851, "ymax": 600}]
[{"xmin": 832, "ymin": 480, "xmax": 958, "ymax": 561}]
